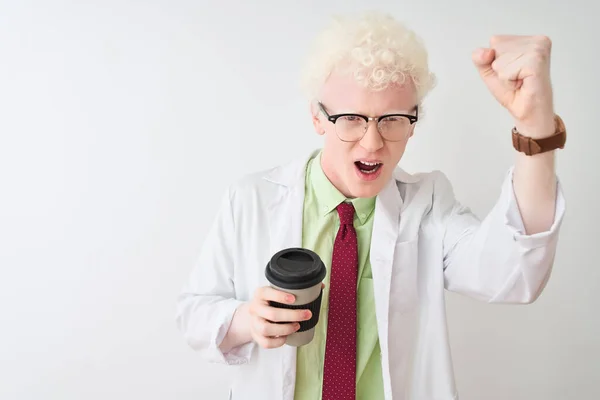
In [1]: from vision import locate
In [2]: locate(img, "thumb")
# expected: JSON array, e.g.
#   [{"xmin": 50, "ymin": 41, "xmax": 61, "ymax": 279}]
[
  {"xmin": 472, "ymin": 47, "xmax": 512, "ymax": 104},
  {"xmin": 472, "ymin": 48, "xmax": 496, "ymax": 77}
]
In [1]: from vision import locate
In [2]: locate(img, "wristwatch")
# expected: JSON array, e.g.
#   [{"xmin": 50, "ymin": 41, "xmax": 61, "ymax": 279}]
[{"xmin": 512, "ymin": 114, "xmax": 566, "ymax": 156}]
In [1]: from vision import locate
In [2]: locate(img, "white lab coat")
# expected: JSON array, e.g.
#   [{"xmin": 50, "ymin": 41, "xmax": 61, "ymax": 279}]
[{"xmin": 176, "ymin": 149, "xmax": 565, "ymax": 400}]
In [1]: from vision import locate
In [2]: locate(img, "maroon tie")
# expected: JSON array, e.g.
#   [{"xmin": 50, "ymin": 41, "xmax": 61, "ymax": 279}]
[{"xmin": 322, "ymin": 202, "xmax": 358, "ymax": 400}]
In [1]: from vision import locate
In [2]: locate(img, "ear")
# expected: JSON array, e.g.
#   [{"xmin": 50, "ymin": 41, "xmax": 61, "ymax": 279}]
[
  {"xmin": 408, "ymin": 123, "xmax": 416, "ymax": 138},
  {"xmin": 310, "ymin": 101, "xmax": 326, "ymax": 135}
]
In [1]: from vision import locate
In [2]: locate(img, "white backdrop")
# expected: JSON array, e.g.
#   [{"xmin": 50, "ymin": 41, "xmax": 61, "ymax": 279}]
[{"xmin": 1, "ymin": 1, "xmax": 598, "ymax": 399}]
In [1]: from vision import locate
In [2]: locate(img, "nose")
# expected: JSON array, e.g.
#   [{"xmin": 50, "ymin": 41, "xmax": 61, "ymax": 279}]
[{"xmin": 359, "ymin": 120, "xmax": 384, "ymax": 152}]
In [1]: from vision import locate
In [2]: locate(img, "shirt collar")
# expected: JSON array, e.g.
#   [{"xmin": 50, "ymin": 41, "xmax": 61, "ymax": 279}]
[{"xmin": 308, "ymin": 151, "xmax": 376, "ymax": 225}]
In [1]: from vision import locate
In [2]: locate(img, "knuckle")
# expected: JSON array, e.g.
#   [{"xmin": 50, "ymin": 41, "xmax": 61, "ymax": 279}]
[
  {"xmin": 264, "ymin": 308, "xmax": 278, "ymax": 322},
  {"xmin": 254, "ymin": 286, "xmax": 265, "ymax": 299},
  {"xmin": 536, "ymin": 35, "xmax": 552, "ymax": 47},
  {"xmin": 248, "ymin": 301, "xmax": 257, "ymax": 314},
  {"xmin": 530, "ymin": 50, "xmax": 547, "ymax": 65},
  {"xmin": 533, "ymin": 53, "xmax": 545, "ymax": 63},
  {"xmin": 253, "ymin": 317, "xmax": 266, "ymax": 332},
  {"xmin": 534, "ymin": 37, "xmax": 552, "ymax": 56},
  {"xmin": 498, "ymin": 71, "xmax": 511, "ymax": 81},
  {"xmin": 258, "ymin": 323, "xmax": 269, "ymax": 336},
  {"xmin": 249, "ymin": 303, "xmax": 261, "ymax": 317},
  {"xmin": 281, "ymin": 311, "xmax": 291, "ymax": 322}
]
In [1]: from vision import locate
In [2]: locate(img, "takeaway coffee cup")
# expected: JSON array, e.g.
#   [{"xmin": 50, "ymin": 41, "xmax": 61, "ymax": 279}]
[{"xmin": 264, "ymin": 247, "xmax": 326, "ymax": 347}]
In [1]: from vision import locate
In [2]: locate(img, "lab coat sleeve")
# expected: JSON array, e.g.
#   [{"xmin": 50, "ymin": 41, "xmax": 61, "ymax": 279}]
[
  {"xmin": 439, "ymin": 167, "xmax": 566, "ymax": 303},
  {"xmin": 176, "ymin": 187, "xmax": 255, "ymax": 365}
]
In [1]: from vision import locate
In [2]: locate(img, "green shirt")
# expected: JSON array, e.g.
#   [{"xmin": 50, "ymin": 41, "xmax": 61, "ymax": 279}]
[{"xmin": 294, "ymin": 151, "xmax": 384, "ymax": 400}]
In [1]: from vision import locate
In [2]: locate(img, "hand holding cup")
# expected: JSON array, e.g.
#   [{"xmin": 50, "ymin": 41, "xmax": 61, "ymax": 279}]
[{"xmin": 248, "ymin": 285, "xmax": 314, "ymax": 349}]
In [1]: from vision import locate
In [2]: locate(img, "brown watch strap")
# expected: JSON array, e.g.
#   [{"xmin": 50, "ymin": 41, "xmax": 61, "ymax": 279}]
[{"xmin": 512, "ymin": 115, "xmax": 566, "ymax": 155}]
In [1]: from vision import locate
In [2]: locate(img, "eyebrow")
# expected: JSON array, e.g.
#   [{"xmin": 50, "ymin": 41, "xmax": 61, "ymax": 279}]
[{"xmin": 327, "ymin": 106, "xmax": 418, "ymax": 116}]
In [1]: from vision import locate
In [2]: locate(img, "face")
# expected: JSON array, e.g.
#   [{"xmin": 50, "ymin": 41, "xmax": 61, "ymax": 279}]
[{"xmin": 311, "ymin": 71, "xmax": 418, "ymax": 198}]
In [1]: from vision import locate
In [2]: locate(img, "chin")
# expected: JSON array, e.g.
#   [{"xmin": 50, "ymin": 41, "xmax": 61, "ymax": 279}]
[
  {"xmin": 345, "ymin": 165, "xmax": 390, "ymax": 198},
  {"xmin": 347, "ymin": 181, "xmax": 385, "ymax": 198}
]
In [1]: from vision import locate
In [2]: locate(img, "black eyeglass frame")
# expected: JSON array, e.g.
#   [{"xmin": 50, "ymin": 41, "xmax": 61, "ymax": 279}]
[{"xmin": 318, "ymin": 101, "xmax": 419, "ymax": 142}]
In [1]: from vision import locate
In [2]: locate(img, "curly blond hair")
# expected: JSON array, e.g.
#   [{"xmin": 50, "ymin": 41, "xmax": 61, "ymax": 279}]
[{"xmin": 301, "ymin": 11, "xmax": 437, "ymax": 106}]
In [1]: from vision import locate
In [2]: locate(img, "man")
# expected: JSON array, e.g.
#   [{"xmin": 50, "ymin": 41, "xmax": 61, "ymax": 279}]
[{"xmin": 176, "ymin": 11, "xmax": 566, "ymax": 400}]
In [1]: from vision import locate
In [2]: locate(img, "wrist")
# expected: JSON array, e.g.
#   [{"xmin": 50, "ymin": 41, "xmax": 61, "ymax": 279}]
[
  {"xmin": 231, "ymin": 302, "xmax": 253, "ymax": 343},
  {"xmin": 514, "ymin": 116, "xmax": 556, "ymax": 140},
  {"xmin": 511, "ymin": 114, "xmax": 566, "ymax": 156},
  {"xmin": 220, "ymin": 302, "xmax": 253, "ymax": 351}
]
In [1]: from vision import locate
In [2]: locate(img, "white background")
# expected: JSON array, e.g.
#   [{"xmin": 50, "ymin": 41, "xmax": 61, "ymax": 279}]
[{"xmin": 1, "ymin": 0, "xmax": 598, "ymax": 399}]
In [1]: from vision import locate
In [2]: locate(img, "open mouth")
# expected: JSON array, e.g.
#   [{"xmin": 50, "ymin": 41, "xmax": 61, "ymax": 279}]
[{"xmin": 355, "ymin": 160, "xmax": 382, "ymax": 174}]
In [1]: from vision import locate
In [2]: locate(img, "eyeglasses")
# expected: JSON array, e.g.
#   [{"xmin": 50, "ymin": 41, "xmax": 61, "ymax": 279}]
[{"xmin": 318, "ymin": 102, "xmax": 418, "ymax": 142}]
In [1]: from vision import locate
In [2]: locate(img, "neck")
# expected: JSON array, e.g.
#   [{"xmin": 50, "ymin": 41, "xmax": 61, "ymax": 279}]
[{"xmin": 320, "ymin": 151, "xmax": 354, "ymax": 198}]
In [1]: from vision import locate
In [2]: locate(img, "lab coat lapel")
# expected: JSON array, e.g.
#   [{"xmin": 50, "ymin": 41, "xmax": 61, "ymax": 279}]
[
  {"xmin": 373, "ymin": 167, "xmax": 422, "ymax": 400},
  {"xmin": 264, "ymin": 155, "xmax": 310, "ymax": 400},
  {"xmin": 370, "ymin": 176, "xmax": 402, "ymax": 399}
]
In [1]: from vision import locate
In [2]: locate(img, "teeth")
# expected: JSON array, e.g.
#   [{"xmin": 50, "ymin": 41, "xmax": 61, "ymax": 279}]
[
  {"xmin": 357, "ymin": 163, "xmax": 382, "ymax": 174},
  {"xmin": 361, "ymin": 168, "xmax": 378, "ymax": 174},
  {"xmin": 359, "ymin": 161, "xmax": 380, "ymax": 166}
]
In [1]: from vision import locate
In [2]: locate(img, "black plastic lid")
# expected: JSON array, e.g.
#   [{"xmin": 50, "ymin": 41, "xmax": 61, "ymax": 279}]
[{"xmin": 265, "ymin": 247, "xmax": 326, "ymax": 290}]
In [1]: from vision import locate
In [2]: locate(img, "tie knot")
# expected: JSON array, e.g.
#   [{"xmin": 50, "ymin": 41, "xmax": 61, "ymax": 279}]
[{"xmin": 336, "ymin": 202, "xmax": 355, "ymax": 225}]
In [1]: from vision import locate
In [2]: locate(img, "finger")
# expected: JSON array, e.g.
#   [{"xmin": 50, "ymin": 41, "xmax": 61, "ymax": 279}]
[
  {"xmin": 255, "ymin": 286, "xmax": 295, "ymax": 304},
  {"xmin": 472, "ymin": 48, "xmax": 515, "ymax": 109},
  {"xmin": 490, "ymin": 34, "xmax": 523, "ymax": 46},
  {"xmin": 472, "ymin": 48, "xmax": 496, "ymax": 72},
  {"xmin": 511, "ymin": 53, "xmax": 544, "ymax": 80},
  {"xmin": 490, "ymin": 54, "xmax": 524, "ymax": 90},
  {"xmin": 255, "ymin": 303, "xmax": 312, "ymax": 323},
  {"xmin": 496, "ymin": 53, "xmax": 543, "ymax": 92},
  {"xmin": 491, "ymin": 52, "xmax": 523, "ymax": 72},
  {"xmin": 255, "ymin": 334, "xmax": 287, "ymax": 349},
  {"xmin": 254, "ymin": 317, "xmax": 300, "ymax": 338},
  {"xmin": 489, "ymin": 35, "xmax": 531, "ymax": 53},
  {"xmin": 492, "ymin": 52, "xmax": 528, "ymax": 80},
  {"xmin": 472, "ymin": 48, "xmax": 504, "ymax": 90}
]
